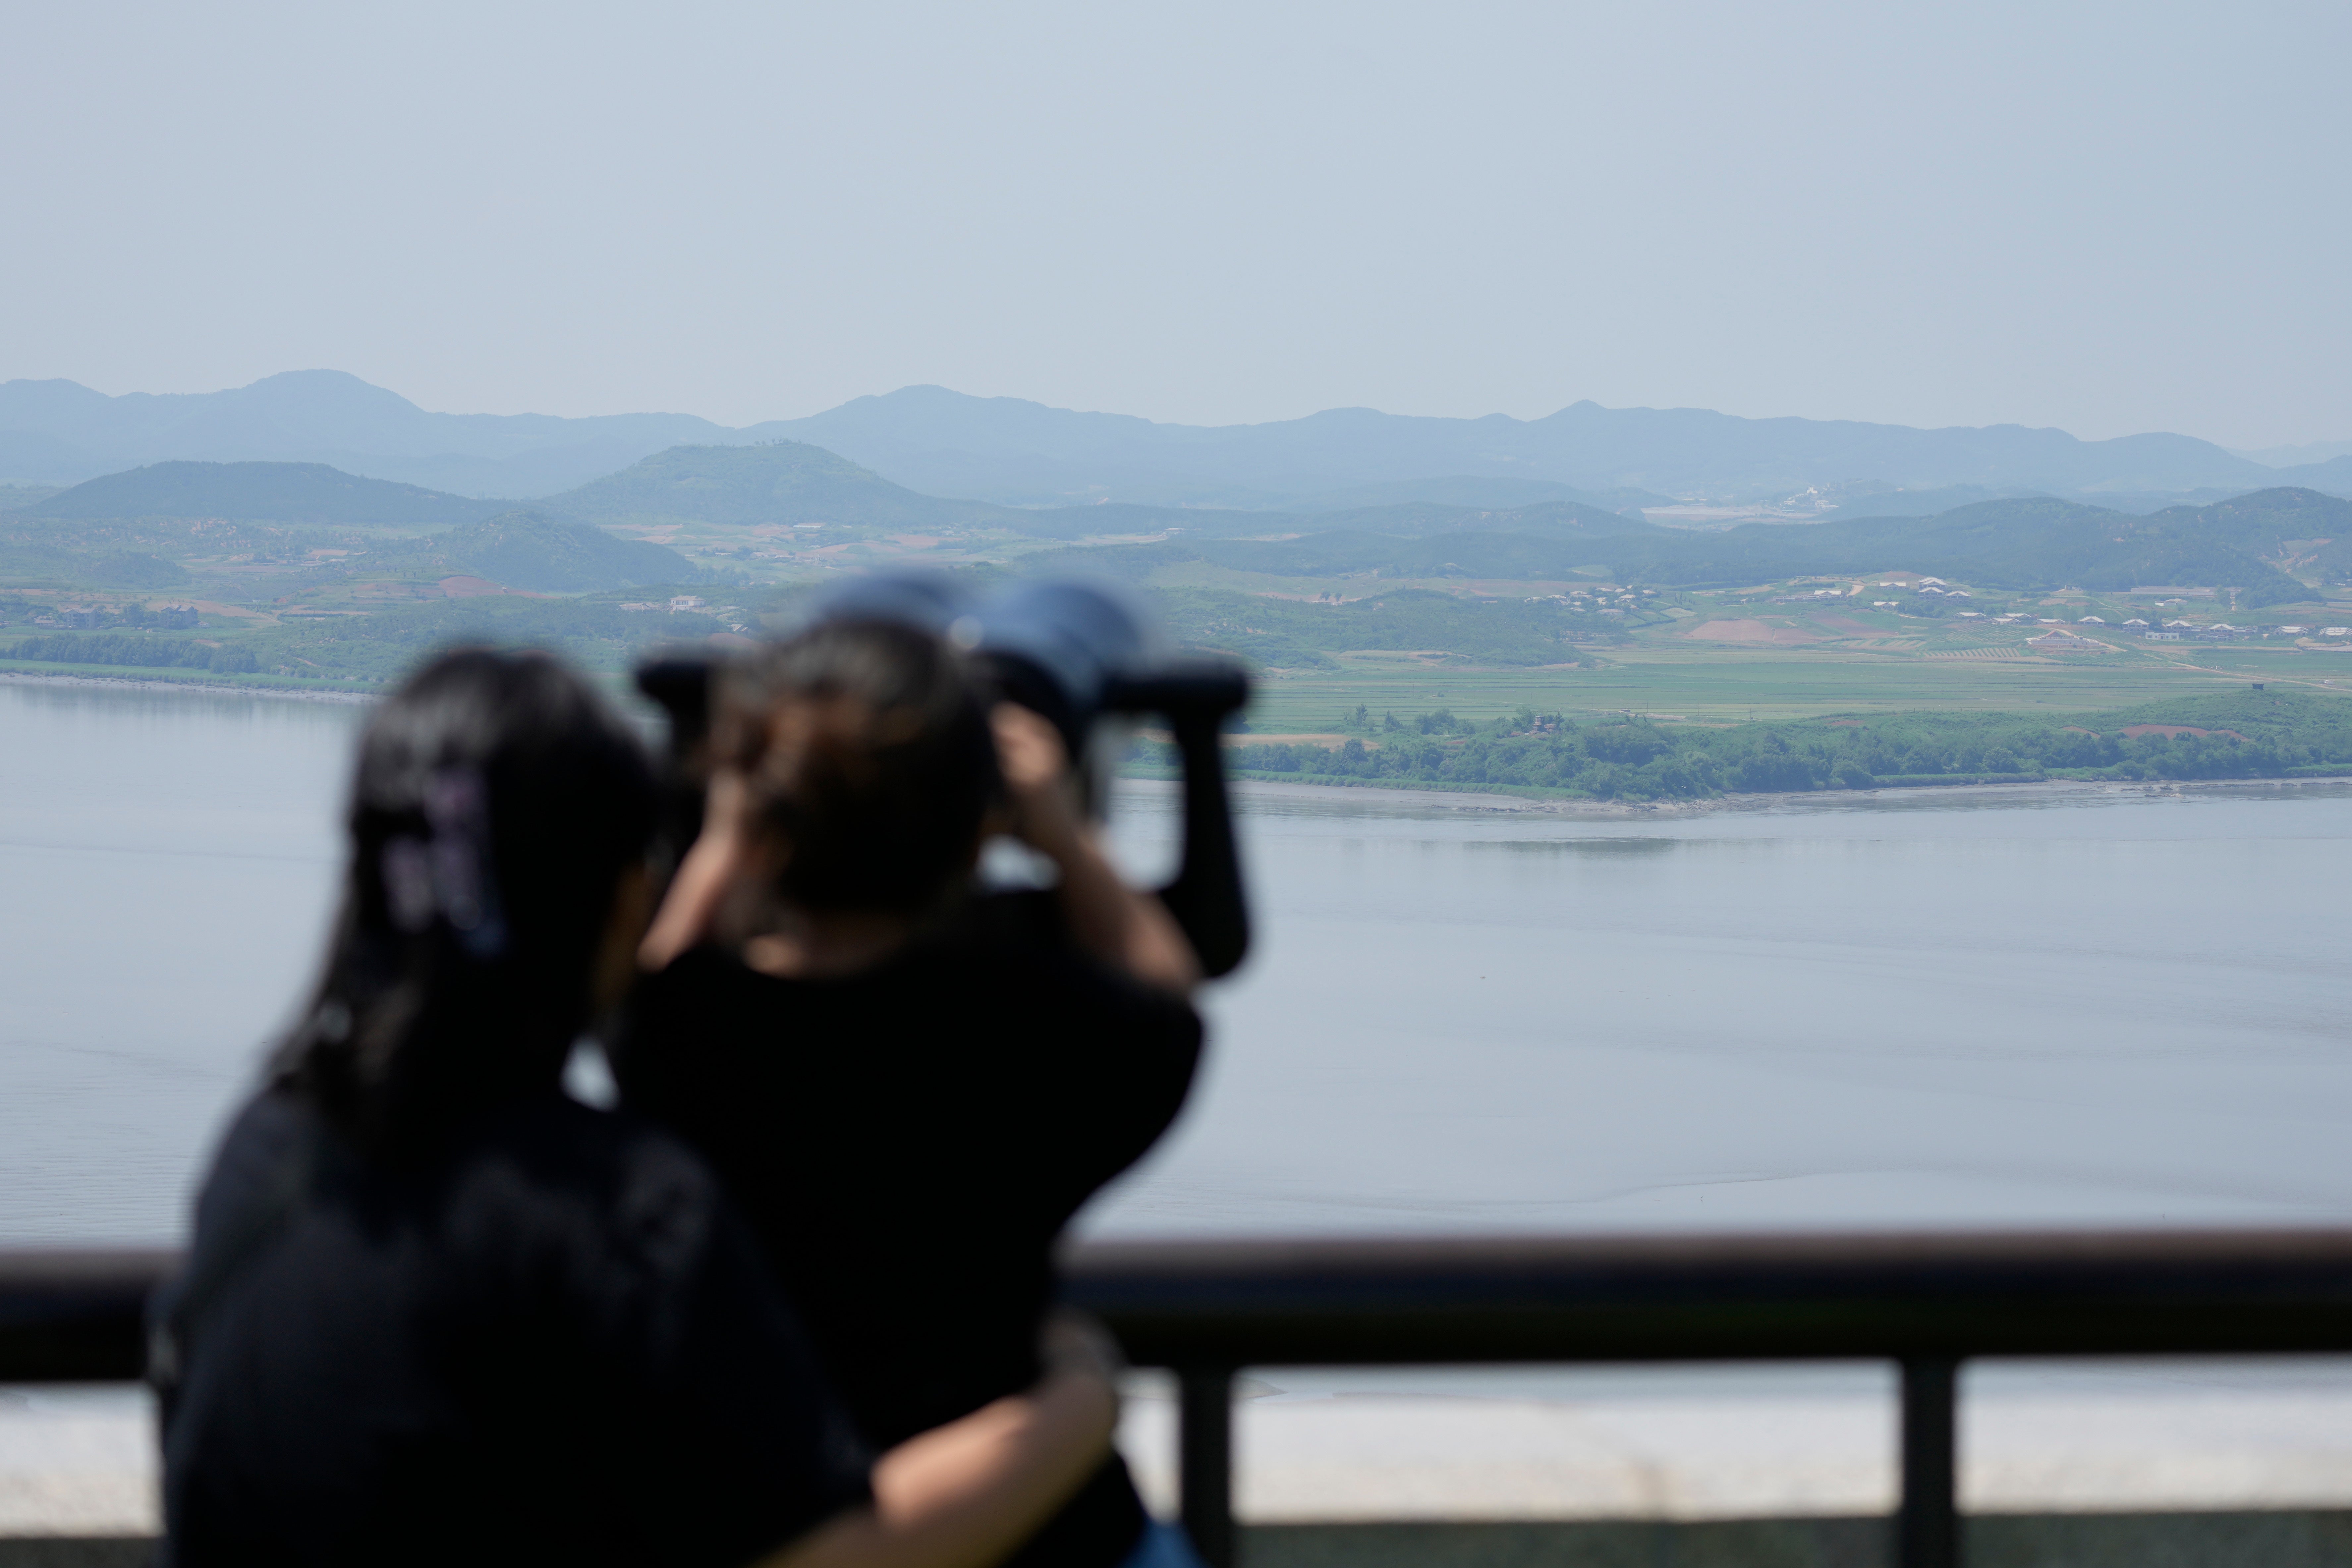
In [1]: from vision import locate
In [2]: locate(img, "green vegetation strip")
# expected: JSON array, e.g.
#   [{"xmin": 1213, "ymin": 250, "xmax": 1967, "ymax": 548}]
[
  {"xmin": 1243, "ymin": 649, "xmax": 2343, "ymax": 729},
  {"xmin": 1149, "ymin": 690, "xmax": 2352, "ymax": 802}
]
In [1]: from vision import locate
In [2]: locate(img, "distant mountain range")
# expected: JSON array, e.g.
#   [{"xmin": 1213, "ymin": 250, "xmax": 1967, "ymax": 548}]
[
  {"xmin": 0, "ymin": 371, "xmax": 736, "ymax": 497},
  {"xmin": 759, "ymin": 387, "xmax": 2352, "ymax": 508},
  {"xmin": 6, "ymin": 370, "xmax": 2349, "ymax": 508}
]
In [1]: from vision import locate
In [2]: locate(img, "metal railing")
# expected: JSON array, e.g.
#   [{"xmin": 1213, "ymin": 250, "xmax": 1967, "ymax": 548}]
[{"xmin": 12, "ymin": 1230, "xmax": 2352, "ymax": 1568}]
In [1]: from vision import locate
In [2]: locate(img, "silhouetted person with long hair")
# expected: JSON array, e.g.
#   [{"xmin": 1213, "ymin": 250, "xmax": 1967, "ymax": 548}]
[
  {"xmin": 156, "ymin": 646, "xmax": 1119, "ymax": 1568},
  {"xmin": 623, "ymin": 622, "xmax": 1205, "ymax": 1568}
]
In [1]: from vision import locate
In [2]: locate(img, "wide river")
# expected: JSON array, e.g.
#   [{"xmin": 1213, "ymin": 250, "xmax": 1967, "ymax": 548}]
[{"xmin": 4, "ymin": 675, "xmax": 2351, "ymax": 1246}]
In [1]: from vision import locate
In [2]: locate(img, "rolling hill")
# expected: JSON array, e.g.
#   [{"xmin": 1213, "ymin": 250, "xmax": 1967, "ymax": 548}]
[
  {"xmin": 539, "ymin": 442, "xmax": 1017, "ymax": 531},
  {"xmin": 366, "ymin": 511, "xmax": 698, "ymax": 593},
  {"xmin": 27, "ymin": 460, "xmax": 506, "ymax": 527}
]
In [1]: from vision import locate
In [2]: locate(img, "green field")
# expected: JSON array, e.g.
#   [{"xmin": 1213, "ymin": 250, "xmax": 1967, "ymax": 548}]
[{"xmin": 1243, "ymin": 645, "xmax": 2352, "ymax": 732}]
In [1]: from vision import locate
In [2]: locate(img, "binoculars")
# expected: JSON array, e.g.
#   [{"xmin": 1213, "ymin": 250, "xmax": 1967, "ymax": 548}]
[{"xmin": 634, "ymin": 574, "xmax": 1252, "ymax": 979}]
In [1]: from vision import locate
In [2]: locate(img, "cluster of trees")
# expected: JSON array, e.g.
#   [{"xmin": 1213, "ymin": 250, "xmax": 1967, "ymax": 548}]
[
  {"xmin": 5, "ymin": 602, "xmax": 200, "ymax": 631},
  {"xmin": 1332, "ymin": 703, "xmax": 1481, "ymax": 735},
  {"xmin": 6, "ymin": 634, "xmax": 259, "ymax": 674},
  {"xmin": 1188, "ymin": 691, "xmax": 2352, "ymax": 801}
]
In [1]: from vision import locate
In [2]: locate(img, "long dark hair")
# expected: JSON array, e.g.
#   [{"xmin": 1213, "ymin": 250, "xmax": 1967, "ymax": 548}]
[
  {"xmin": 719, "ymin": 620, "xmax": 999, "ymax": 916},
  {"xmin": 271, "ymin": 648, "xmax": 657, "ymax": 1149}
]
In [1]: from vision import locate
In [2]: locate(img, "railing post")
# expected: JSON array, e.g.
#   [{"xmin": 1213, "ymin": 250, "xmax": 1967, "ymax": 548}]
[
  {"xmin": 1898, "ymin": 1357, "xmax": 1960, "ymax": 1568},
  {"xmin": 1178, "ymin": 1364, "xmax": 1236, "ymax": 1568}
]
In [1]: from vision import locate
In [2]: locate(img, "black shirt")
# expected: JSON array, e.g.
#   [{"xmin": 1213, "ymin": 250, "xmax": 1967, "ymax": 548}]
[
  {"xmin": 161, "ymin": 1087, "xmax": 870, "ymax": 1568},
  {"xmin": 616, "ymin": 892, "xmax": 1204, "ymax": 1568}
]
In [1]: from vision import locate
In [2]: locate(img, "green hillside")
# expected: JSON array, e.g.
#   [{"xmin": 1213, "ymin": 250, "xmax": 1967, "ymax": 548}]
[
  {"xmin": 543, "ymin": 442, "xmax": 1015, "ymax": 531},
  {"xmin": 28, "ymin": 461, "xmax": 505, "ymax": 526},
  {"xmin": 1596, "ymin": 489, "xmax": 2335, "ymax": 604},
  {"xmin": 1042, "ymin": 487, "xmax": 2347, "ymax": 606},
  {"xmin": 365, "ymin": 510, "xmax": 696, "ymax": 592}
]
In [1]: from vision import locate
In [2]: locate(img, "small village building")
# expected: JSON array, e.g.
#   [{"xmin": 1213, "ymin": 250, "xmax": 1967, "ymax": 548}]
[
  {"xmin": 2027, "ymin": 629, "xmax": 2103, "ymax": 651},
  {"xmin": 2123, "ymin": 618, "xmax": 2149, "ymax": 627},
  {"xmin": 2078, "ymin": 616, "xmax": 2106, "ymax": 624}
]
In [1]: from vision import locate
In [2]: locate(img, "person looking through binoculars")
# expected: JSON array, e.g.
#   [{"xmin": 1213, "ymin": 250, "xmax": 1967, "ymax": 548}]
[
  {"xmin": 624, "ymin": 618, "xmax": 1210, "ymax": 1568},
  {"xmin": 154, "ymin": 648, "xmax": 1122, "ymax": 1568}
]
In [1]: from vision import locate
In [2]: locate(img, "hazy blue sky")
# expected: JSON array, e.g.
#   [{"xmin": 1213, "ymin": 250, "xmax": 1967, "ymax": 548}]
[{"xmin": 5, "ymin": 1, "xmax": 2347, "ymax": 446}]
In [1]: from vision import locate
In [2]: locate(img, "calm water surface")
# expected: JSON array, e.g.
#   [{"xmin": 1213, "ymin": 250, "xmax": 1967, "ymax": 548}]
[
  {"xmin": 5, "ymin": 676, "xmax": 2350, "ymax": 1245},
  {"xmin": 1093, "ymin": 776, "xmax": 2352, "ymax": 1238}
]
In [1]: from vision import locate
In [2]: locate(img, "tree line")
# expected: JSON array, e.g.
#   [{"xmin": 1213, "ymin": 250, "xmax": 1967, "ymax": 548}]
[{"xmin": 1169, "ymin": 690, "xmax": 2352, "ymax": 800}]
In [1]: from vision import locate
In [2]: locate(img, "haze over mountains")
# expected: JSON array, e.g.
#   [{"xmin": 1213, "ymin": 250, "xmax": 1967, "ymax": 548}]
[{"xmin": 5, "ymin": 370, "xmax": 2348, "ymax": 510}]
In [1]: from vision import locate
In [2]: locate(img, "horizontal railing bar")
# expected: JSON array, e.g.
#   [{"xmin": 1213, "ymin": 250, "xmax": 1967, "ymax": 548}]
[
  {"xmin": 13, "ymin": 1230, "xmax": 2352, "ymax": 1383},
  {"xmin": 0, "ymin": 1247, "xmax": 176, "ymax": 1384},
  {"xmin": 1061, "ymin": 1227, "xmax": 2352, "ymax": 1366}
]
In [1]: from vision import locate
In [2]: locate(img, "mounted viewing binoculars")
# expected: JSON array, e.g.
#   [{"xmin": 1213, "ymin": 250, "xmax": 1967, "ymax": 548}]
[{"xmin": 634, "ymin": 573, "xmax": 1253, "ymax": 978}]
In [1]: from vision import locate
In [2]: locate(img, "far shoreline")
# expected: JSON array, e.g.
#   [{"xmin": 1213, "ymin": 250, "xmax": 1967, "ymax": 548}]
[
  {"xmin": 0, "ymin": 670, "xmax": 379, "ymax": 705},
  {"xmin": 1121, "ymin": 770, "xmax": 2352, "ymax": 819},
  {"xmin": 15, "ymin": 673, "xmax": 2348, "ymax": 818}
]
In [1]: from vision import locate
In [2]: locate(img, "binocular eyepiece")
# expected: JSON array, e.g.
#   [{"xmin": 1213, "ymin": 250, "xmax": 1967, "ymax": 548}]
[{"xmin": 633, "ymin": 572, "xmax": 1252, "ymax": 977}]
